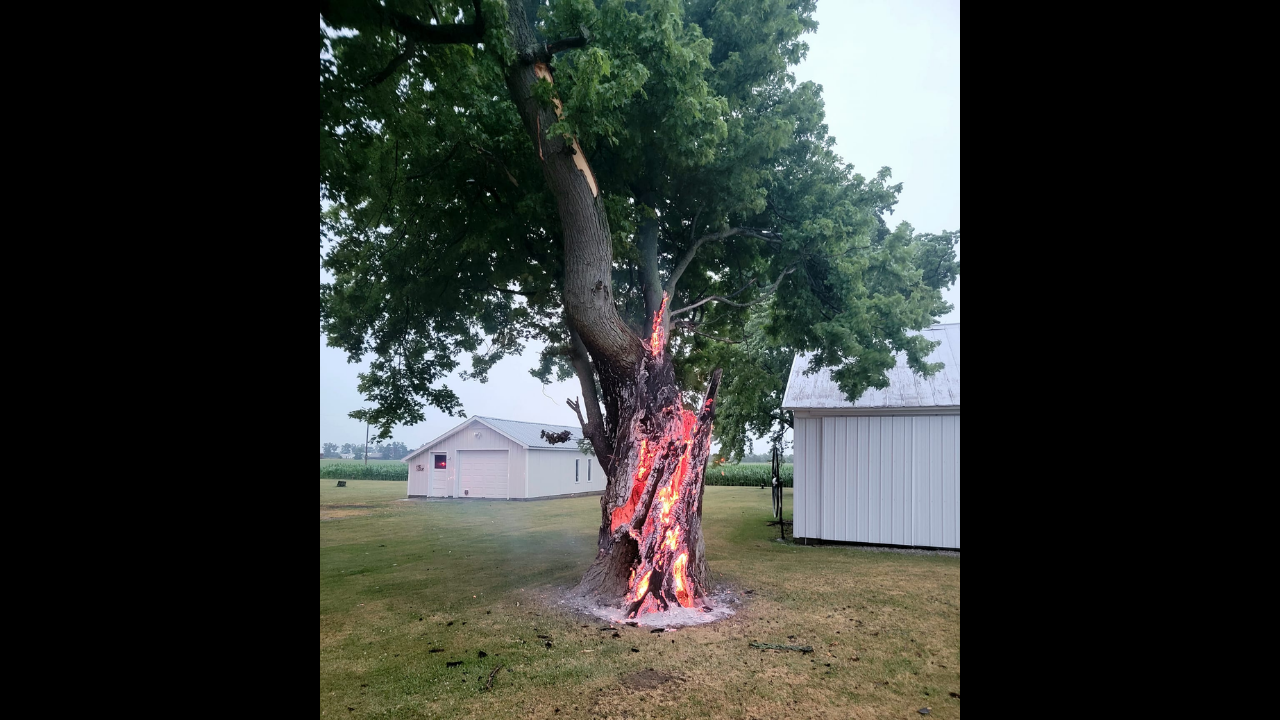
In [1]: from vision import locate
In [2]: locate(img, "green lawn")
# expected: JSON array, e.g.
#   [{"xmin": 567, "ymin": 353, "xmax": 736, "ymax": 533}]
[{"xmin": 320, "ymin": 480, "xmax": 960, "ymax": 719}]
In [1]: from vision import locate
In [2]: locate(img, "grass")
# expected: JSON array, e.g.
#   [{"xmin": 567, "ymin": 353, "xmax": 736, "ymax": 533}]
[{"xmin": 320, "ymin": 480, "xmax": 960, "ymax": 719}]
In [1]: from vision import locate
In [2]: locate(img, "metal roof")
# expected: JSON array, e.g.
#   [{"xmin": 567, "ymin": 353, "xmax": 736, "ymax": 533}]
[
  {"xmin": 781, "ymin": 324, "xmax": 959, "ymax": 410},
  {"xmin": 403, "ymin": 415, "xmax": 583, "ymax": 461},
  {"xmin": 472, "ymin": 416, "xmax": 582, "ymax": 450}
]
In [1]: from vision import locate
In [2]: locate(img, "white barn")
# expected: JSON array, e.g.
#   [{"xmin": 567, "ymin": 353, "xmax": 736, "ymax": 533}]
[
  {"xmin": 403, "ymin": 416, "xmax": 599, "ymax": 499},
  {"xmin": 782, "ymin": 323, "xmax": 959, "ymax": 549}
]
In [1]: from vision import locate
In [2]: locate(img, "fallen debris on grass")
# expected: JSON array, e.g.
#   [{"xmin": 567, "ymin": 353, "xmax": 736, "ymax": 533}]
[
  {"xmin": 485, "ymin": 664, "xmax": 504, "ymax": 691},
  {"xmin": 749, "ymin": 642, "xmax": 813, "ymax": 653}
]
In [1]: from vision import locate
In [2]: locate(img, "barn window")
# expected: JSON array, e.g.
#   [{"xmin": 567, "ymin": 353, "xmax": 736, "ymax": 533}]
[
  {"xmin": 434, "ymin": 454, "xmax": 446, "ymax": 469},
  {"xmin": 587, "ymin": 459, "xmax": 592, "ymax": 482},
  {"xmin": 575, "ymin": 459, "xmax": 580, "ymax": 483}
]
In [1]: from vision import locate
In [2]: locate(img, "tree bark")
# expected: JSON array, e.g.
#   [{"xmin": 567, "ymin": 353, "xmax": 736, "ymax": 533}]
[
  {"xmin": 572, "ymin": 303, "xmax": 721, "ymax": 612},
  {"xmin": 501, "ymin": 0, "xmax": 642, "ymax": 378},
  {"xmin": 500, "ymin": 0, "xmax": 720, "ymax": 615}
]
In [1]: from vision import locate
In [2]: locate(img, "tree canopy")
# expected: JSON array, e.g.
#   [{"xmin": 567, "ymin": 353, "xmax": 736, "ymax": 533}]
[{"xmin": 319, "ymin": 0, "xmax": 959, "ymax": 459}]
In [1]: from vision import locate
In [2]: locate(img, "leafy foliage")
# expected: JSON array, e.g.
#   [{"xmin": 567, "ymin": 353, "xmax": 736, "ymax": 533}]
[{"xmin": 319, "ymin": 0, "xmax": 959, "ymax": 452}]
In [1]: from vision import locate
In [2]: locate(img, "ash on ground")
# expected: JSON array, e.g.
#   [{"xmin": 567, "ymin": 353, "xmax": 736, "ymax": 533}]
[{"xmin": 560, "ymin": 591, "xmax": 740, "ymax": 628}]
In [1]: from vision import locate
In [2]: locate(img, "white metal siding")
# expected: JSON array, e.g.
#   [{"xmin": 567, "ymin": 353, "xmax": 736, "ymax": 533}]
[
  {"xmin": 793, "ymin": 412, "xmax": 959, "ymax": 549},
  {"xmin": 526, "ymin": 449, "xmax": 597, "ymax": 497},
  {"xmin": 458, "ymin": 450, "xmax": 509, "ymax": 498},
  {"xmin": 911, "ymin": 415, "xmax": 960, "ymax": 549},
  {"xmin": 793, "ymin": 416, "xmax": 822, "ymax": 539}
]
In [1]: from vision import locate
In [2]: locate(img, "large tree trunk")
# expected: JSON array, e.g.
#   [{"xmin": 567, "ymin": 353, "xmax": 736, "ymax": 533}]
[
  {"xmin": 575, "ymin": 310, "xmax": 722, "ymax": 613},
  {"xmin": 501, "ymin": 0, "xmax": 720, "ymax": 616}
]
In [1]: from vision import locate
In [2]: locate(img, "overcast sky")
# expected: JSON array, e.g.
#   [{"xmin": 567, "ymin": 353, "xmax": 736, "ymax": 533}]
[{"xmin": 319, "ymin": 0, "xmax": 960, "ymax": 453}]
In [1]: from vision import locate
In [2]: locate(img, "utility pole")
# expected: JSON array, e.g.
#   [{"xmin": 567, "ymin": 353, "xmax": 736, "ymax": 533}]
[{"xmin": 364, "ymin": 420, "xmax": 369, "ymax": 467}]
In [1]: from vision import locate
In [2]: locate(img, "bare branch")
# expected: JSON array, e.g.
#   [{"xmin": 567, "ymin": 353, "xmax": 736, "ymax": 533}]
[
  {"xmin": 388, "ymin": 0, "xmax": 485, "ymax": 45},
  {"xmin": 545, "ymin": 35, "xmax": 589, "ymax": 54},
  {"xmin": 519, "ymin": 26, "xmax": 593, "ymax": 64},
  {"xmin": 361, "ymin": 38, "xmax": 420, "ymax": 89},
  {"xmin": 567, "ymin": 397, "xmax": 587, "ymax": 427},
  {"xmin": 664, "ymin": 226, "xmax": 783, "ymax": 298},
  {"xmin": 670, "ymin": 265, "xmax": 797, "ymax": 317},
  {"xmin": 766, "ymin": 196, "xmax": 796, "ymax": 224},
  {"xmin": 566, "ymin": 326, "xmax": 614, "ymax": 473}
]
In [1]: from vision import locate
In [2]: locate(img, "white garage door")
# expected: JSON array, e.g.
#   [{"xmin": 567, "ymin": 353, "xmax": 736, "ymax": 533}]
[{"xmin": 458, "ymin": 450, "xmax": 509, "ymax": 498}]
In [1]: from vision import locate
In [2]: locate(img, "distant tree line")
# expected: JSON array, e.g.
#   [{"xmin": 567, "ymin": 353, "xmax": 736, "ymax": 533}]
[{"xmin": 320, "ymin": 441, "xmax": 410, "ymax": 460}]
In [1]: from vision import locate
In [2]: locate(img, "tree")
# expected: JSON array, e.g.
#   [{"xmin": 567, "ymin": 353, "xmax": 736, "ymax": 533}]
[
  {"xmin": 323, "ymin": 442, "xmax": 341, "ymax": 458},
  {"xmin": 320, "ymin": 0, "xmax": 958, "ymax": 615},
  {"xmin": 383, "ymin": 441, "xmax": 411, "ymax": 460},
  {"xmin": 340, "ymin": 443, "xmax": 355, "ymax": 456}
]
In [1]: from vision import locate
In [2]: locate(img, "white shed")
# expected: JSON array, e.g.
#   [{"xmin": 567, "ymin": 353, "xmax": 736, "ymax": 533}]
[
  {"xmin": 782, "ymin": 323, "xmax": 960, "ymax": 549},
  {"xmin": 403, "ymin": 416, "xmax": 600, "ymax": 500}
]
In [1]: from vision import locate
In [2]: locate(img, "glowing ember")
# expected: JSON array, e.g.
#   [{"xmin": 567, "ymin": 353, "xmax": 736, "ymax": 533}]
[
  {"xmin": 630, "ymin": 569, "xmax": 653, "ymax": 603},
  {"xmin": 649, "ymin": 293, "xmax": 668, "ymax": 356},
  {"xmin": 673, "ymin": 553, "xmax": 691, "ymax": 608},
  {"xmin": 611, "ymin": 439, "xmax": 657, "ymax": 533},
  {"xmin": 615, "ymin": 296, "xmax": 718, "ymax": 618}
]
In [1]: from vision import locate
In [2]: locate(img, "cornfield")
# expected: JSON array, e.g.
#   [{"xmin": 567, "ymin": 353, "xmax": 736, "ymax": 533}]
[
  {"xmin": 704, "ymin": 463, "xmax": 793, "ymax": 488},
  {"xmin": 320, "ymin": 462, "xmax": 408, "ymax": 481}
]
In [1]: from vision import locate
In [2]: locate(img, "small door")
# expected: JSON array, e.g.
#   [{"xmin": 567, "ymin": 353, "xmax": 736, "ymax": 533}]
[{"xmin": 431, "ymin": 453, "xmax": 448, "ymax": 496}]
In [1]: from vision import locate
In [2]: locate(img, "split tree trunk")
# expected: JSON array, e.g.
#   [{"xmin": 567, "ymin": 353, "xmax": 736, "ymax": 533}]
[
  {"xmin": 573, "ymin": 305, "xmax": 721, "ymax": 613},
  {"xmin": 500, "ymin": 0, "xmax": 720, "ymax": 616}
]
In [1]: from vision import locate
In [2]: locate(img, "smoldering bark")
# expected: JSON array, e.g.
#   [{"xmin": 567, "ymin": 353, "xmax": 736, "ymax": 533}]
[{"xmin": 572, "ymin": 350, "xmax": 722, "ymax": 610}]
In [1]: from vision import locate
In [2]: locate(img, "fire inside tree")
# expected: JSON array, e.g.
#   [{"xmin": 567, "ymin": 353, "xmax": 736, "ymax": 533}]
[
  {"xmin": 320, "ymin": 0, "xmax": 959, "ymax": 614},
  {"xmin": 582, "ymin": 295, "xmax": 721, "ymax": 616}
]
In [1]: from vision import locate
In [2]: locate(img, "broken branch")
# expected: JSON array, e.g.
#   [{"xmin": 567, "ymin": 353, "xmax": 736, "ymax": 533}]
[
  {"xmin": 485, "ymin": 664, "xmax": 504, "ymax": 690},
  {"xmin": 749, "ymin": 642, "xmax": 813, "ymax": 653}
]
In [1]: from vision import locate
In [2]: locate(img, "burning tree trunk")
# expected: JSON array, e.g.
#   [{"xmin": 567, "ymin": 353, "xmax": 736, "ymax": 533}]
[
  {"xmin": 497, "ymin": 0, "xmax": 721, "ymax": 616},
  {"xmin": 573, "ymin": 297, "xmax": 721, "ymax": 616}
]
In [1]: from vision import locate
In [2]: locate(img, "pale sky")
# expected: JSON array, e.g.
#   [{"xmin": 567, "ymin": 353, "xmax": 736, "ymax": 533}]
[{"xmin": 319, "ymin": 0, "xmax": 960, "ymax": 453}]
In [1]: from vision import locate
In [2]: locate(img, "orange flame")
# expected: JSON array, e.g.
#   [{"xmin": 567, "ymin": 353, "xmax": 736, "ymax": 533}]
[
  {"xmin": 623, "ymin": 402, "xmax": 705, "ymax": 617},
  {"xmin": 618, "ymin": 315, "xmax": 717, "ymax": 618},
  {"xmin": 631, "ymin": 569, "xmax": 652, "ymax": 603},
  {"xmin": 649, "ymin": 293, "xmax": 668, "ymax": 356},
  {"xmin": 673, "ymin": 552, "xmax": 692, "ymax": 608},
  {"xmin": 611, "ymin": 439, "xmax": 658, "ymax": 533}
]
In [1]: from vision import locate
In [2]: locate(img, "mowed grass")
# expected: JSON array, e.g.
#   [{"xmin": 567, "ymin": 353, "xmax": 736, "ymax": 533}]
[{"xmin": 320, "ymin": 480, "xmax": 960, "ymax": 719}]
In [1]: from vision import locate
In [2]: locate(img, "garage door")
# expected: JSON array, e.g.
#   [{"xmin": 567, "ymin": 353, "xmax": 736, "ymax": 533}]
[{"xmin": 458, "ymin": 450, "xmax": 509, "ymax": 498}]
